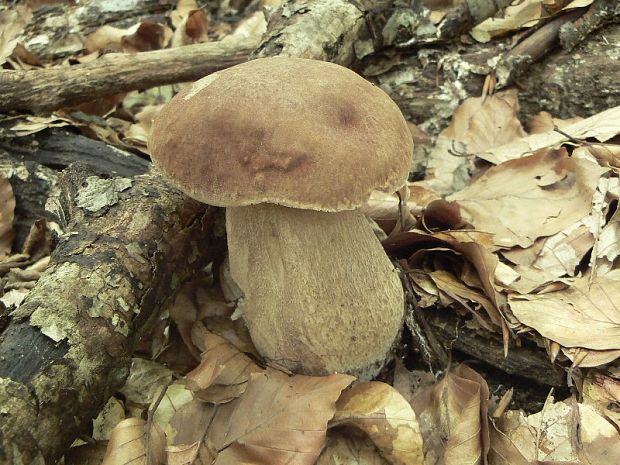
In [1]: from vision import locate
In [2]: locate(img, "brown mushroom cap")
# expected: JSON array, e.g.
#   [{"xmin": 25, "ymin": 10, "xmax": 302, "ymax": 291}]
[{"xmin": 149, "ymin": 57, "xmax": 412, "ymax": 211}]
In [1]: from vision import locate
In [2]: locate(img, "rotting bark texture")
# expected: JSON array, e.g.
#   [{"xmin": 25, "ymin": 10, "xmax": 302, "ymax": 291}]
[
  {"xmin": 426, "ymin": 312, "xmax": 566, "ymax": 387},
  {"xmin": 0, "ymin": 164, "xmax": 224, "ymax": 465},
  {"xmin": 0, "ymin": 129, "xmax": 149, "ymax": 249},
  {"xmin": 370, "ymin": 21, "xmax": 620, "ymax": 133},
  {"xmin": 253, "ymin": 0, "xmax": 368, "ymax": 65}
]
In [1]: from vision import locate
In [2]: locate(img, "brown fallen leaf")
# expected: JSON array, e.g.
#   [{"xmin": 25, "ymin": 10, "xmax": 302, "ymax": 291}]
[
  {"xmin": 330, "ymin": 381, "xmax": 424, "ymax": 465},
  {"xmin": 480, "ymin": 104, "xmax": 620, "ymax": 164},
  {"xmin": 526, "ymin": 111, "xmax": 583, "ymax": 134},
  {"xmin": 102, "ymin": 417, "xmax": 166, "ymax": 465},
  {"xmin": 171, "ymin": 8, "xmax": 209, "ymax": 47},
  {"xmin": 509, "ymin": 272, "xmax": 620, "ymax": 352},
  {"xmin": 186, "ymin": 330, "xmax": 263, "ymax": 403},
  {"xmin": 0, "ymin": 173, "xmax": 15, "ymax": 258},
  {"xmin": 421, "ymin": 90, "xmax": 526, "ymax": 195},
  {"xmin": 448, "ymin": 148, "xmax": 607, "ymax": 249},
  {"xmin": 491, "ymin": 397, "xmax": 620, "ymax": 463},
  {"xmin": 316, "ymin": 432, "xmax": 390, "ymax": 465},
  {"xmin": 412, "ymin": 364, "xmax": 490, "ymax": 465},
  {"xmin": 168, "ymin": 371, "xmax": 355, "ymax": 465},
  {"xmin": 84, "ymin": 21, "xmax": 171, "ymax": 54},
  {"xmin": 0, "ymin": 6, "xmax": 32, "ymax": 66}
]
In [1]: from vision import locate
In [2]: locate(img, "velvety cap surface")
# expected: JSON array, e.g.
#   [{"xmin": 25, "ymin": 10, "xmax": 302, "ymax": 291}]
[{"xmin": 149, "ymin": 57, "xmax": 413, "ymax": 211}]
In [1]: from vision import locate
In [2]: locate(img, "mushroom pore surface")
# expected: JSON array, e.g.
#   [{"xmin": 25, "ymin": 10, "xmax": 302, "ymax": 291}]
[{"xmin": 227, "ymin": 204, "xmax": 405, "ymax": 377}]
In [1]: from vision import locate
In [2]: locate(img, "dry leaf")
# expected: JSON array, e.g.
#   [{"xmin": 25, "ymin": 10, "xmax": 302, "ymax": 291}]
[
  {"xmin": 480, "ymin": 105, "xmax": 620, "ymax": 164},
  {"xmin": 84, "ymin": 21, "xmax": 171, "ymax": 53},
  {"xmin": 330, "ymin": 381, "xmax": 424, "ymax": 465},
  {"xmin": 171, "ymin": 9, "xmax": 209, "ymax": 47},
  {"xmin": 0, "ymin": 173, "xmax": 15, "ymax": 258},
  {"xmin": 0, "ymin": 6, "xmax": 32, "ymax": 65},
  {"xmin": 93, "ymin": 396, "xmax": 126, "ymax": 441},
  {"xmin": 102, "ymin": 417, "xmax": 166, "ymax": 465},
  {"xmin": 118, "ymin": 358, "xmax": 174, "ymax": 407},
  {"xmin": 509, "ymin": 273, "xmax": 620, "ymax": 352},
  {"xmin": 152, "ymin": 382, "xmax": 195, "ymax": 437},
  {"xmin": 448, "ymin": 148, "xmax": 607, "ymax": 249},
  {"xmin": 10, "ymin": 115, "xmax": 75, "ymax": 136},
  {"xmin": 471, "ymin": 0, "xmax": 593, "ymax": 43},
  {"xmin": 412, "ymin": 364, "xmax": 490, "ymax": 465},
  {"xmin": 527, "ymin": 111, "xmax": 583, "ymax": 134},
  {"xmin": 186, "ymin": 330, "xmax": 262, "ymax": 403},
  {"xmin": 169, "ymin": 371, "xmax": 355, "ymax": 465},
  {"xmin": 491, "ymin": 397, "xmax": 620, "ymax": 463},
  {"xmin": 582, "ymin": 370, "xmax": 620, "ymax": 429},
  {"xmin": 317, "ymin": 432, "xmax": 390, "ymax": 465},
  {"xmin": 422, "ymin": 90, "xmax": 526, "ymax": 195}
]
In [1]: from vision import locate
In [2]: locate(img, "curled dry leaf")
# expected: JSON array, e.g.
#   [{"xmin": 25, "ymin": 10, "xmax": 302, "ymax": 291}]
[
  {"xmin": 168, "ymin": 371, "xmax": 355, "ymax": 465},
  {"xmin": 509, "ymin": 273, "xmax": 620, "ymax": 354},
  {"xmin": 421, "ymin": 90, "xmax": 526, "ymax": 195},
  {"xmin": 490, "ymin": 397, "xmax": 620, "ymax": 463},
  {"xmin": 480, "ymin": 104, "xmax": 620, "ymax": 164},
  {"xmin": 447, "ymin": 148, "xmax": 607, "ymax": 249},
  {"xmin": 171, "ymin": 8, "xmax": 209, "ymax": 47},
  {"xmin": 471, "ymin": 0, "xmax": 593, "ymax": 43},
  {"xmin": 330, "ymin": 381, "xmax": 424, "ymax": 465},
  {"xmin": 0, "ymin": 5, "xmax": 32, "ymax": 65},
  {"xmin": 118, "ymin": 358, "xmax": 174, "ymax": 407},
  {"xmin": 412, "ymin": 364, "xmax": 490, "ymax": 465},
  {"xmin": 10, "ymin": 114, "xmax": 75, "ymax": 136},
  {"xmin": 84, "ymin": 21, "xmax": 171, "ymax": 54},
  {"xmin": 384, "ymin": 229, "xmax": 506, "ymax": 327},
  {"xmin": 102, "ymin": 417, "xmax": 166, "ymax": 465},
  {"xmin": 0, "ymin": 173, "xmax": 15, "ymax": 258},
  {"xmin": 186, "ymin": 330, "xmax": 263, "ymax": 403},
  {"xmin": 316, "ymin": 432, "xmax": 390, "ymax": 465}
]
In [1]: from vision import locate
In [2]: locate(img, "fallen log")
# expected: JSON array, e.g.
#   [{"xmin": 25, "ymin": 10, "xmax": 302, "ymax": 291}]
[{"xmin": 0, "ymin": 160, "xmax": 224, "ymax": 464}]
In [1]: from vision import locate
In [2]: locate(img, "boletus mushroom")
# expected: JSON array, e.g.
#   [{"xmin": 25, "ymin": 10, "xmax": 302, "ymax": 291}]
[{"xmin": 149, "ymin": 57, "xmax": 413, "ymax": 378}]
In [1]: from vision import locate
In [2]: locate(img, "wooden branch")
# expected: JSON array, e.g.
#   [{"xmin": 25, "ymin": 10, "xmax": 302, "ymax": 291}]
[
  {"xmin": 0, "ymin": 162, "xmax": 225, "ymax": 465},
  {"xmin": 559, "ymin": 0, "xmax": 620, "ymax": 51},
  {"xmin": 495, "ymin": 9, "xmax": 586, "ymax": 87},
  {"xmin": 0, "ymin": 36, "xmax": 258, "ymax": 114}
]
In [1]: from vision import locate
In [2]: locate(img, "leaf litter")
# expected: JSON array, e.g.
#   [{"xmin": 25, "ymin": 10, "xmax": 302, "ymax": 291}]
[{"xmin": 5, "ymin": 2, "xmax": 620, "ymax": 462}]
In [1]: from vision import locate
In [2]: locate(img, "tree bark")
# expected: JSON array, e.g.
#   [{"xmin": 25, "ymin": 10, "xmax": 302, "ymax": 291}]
[{"xmin": 0, "ymin": 161, "xmax": 225, "ymax": 465}]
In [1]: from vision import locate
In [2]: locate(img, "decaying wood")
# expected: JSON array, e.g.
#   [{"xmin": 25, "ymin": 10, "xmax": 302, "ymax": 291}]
[
  {"xmin": 495, "ymin": 9, "xmax": 585, "ymax": 87},
  {"xmin": 253, "ymin": 0, "xmax": 368, "ymax": 64},
  {"xmin": 560, "ymin": 0, "xmax": 620, "ymax": 51},
  {"xmin": 0, "ymin": 161, "xmax": 224, "ymax": 465},
  {"xmin": 426, "ymin": 312, "xmax": 566, "ymax": 387},
  {"xmin": 376, "ymin": 20, "xmax": 620, "ymax": 133},
  {"xmin": 0, "ymin": 36, "xmax": 258, "ymax": 113},
  {"xmin": 0, "ymin": 129, "xmax": 149, "ymax": 249}
]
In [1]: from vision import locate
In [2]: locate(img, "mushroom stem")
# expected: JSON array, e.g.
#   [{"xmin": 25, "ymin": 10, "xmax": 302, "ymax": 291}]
[{"xmin": 226, "ymin": 203, "xmax": 405, "ymax": 378}]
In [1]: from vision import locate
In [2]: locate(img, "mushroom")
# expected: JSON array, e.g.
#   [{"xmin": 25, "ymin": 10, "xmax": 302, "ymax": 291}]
[{"xmin": 149, "ymin": 57, "xmax": 413, "ymax": 377}]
